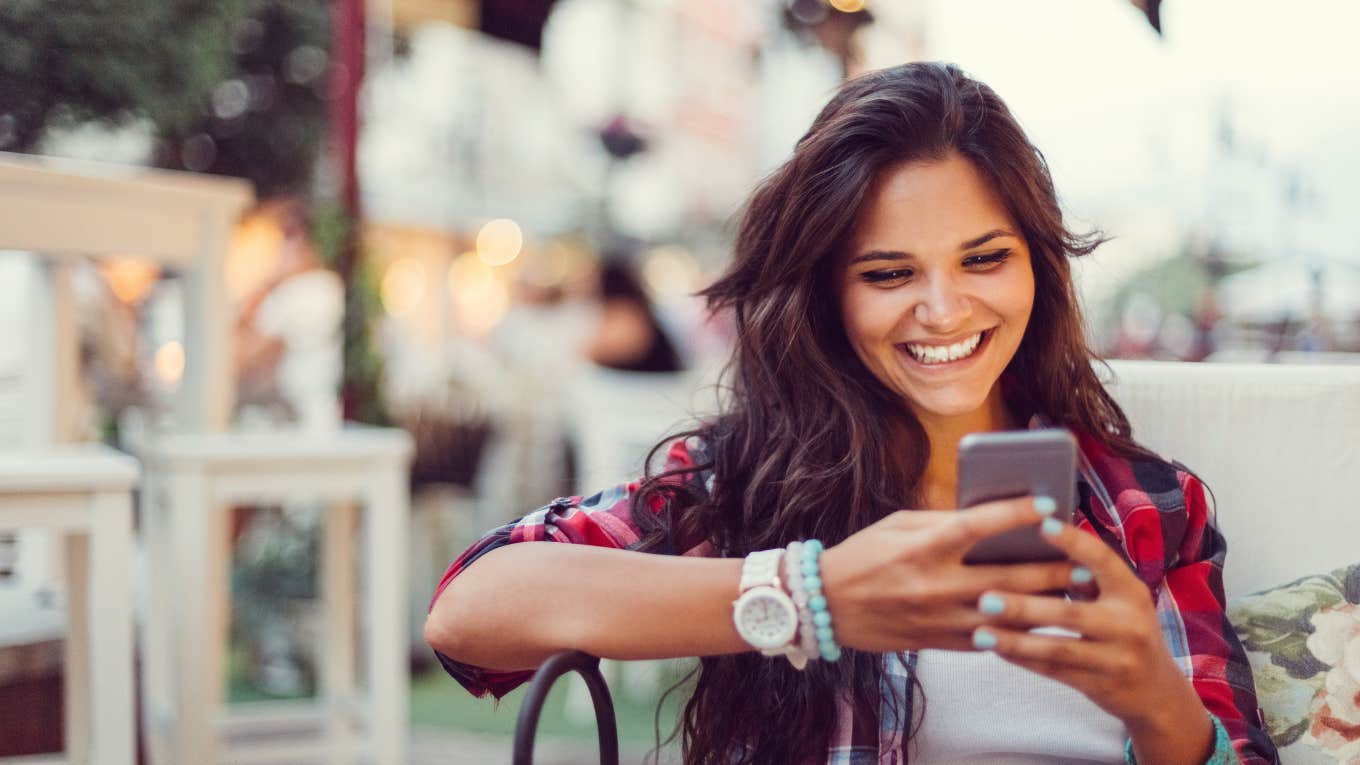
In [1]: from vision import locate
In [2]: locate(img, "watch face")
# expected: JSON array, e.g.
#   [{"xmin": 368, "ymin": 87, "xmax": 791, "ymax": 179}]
[{"xmin": 735, "ymin": 590, "xmax": 798, "ymax": 650}]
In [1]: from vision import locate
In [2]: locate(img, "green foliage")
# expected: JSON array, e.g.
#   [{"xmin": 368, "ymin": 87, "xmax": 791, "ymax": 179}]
[
  {"xmin": 309, "ymin": 200, "xmax": 391, "ymax": 426},
  {"xmin": 155, "ymin": 0, "xmax": 333, "ymax": 196},
  {"xmin": 0, "ymin": 0, "xmax": 252, "ymax": 150}
]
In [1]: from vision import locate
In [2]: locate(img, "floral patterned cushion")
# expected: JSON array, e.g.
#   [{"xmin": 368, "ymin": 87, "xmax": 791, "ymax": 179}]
[{"xmin": 1228, "ymin": 562, "xmax": 1360, "ymax": 763}]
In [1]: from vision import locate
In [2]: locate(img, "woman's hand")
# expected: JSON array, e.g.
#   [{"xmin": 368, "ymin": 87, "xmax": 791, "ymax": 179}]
[
  {"xmin": 819, "ymin": 497, "xmax": 1080, "ymax": 653},
  {"xmin": 972, "ymin": 518, "xmax": 1216, "ymax": 763}
]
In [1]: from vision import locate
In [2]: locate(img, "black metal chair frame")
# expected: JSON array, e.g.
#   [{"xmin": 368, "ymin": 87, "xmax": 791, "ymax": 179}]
[{"xmin": 513, "ymin": 650, "xmax": 620, "ymax": 765}]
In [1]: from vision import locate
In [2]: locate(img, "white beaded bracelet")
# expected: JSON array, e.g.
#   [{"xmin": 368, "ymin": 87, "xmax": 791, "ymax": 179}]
[{"xmin": 784, "ymin": 540, "xmax": 820, "ymax": 667}]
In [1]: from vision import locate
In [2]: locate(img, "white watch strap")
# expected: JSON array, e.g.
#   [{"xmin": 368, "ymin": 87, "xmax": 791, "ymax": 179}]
[{"xmin": 739, "ymin": 548, "xmax": 784, "ymax": 592}]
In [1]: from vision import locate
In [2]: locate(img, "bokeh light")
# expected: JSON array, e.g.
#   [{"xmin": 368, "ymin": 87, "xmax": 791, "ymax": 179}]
[
  {"xmin": 642, "ymin": 245, "xmax": 703, "ymax": 299},
  {"xmin": 828, "ymin": 0, "xmax": 867, "ymax": 12},
  {"xmin": 475, "ymin": 218, "xmax": 523, "ymax": 266},
  {"xmin": 101, "ymin": 256, "xmax": 160, "ymax": 304},
  {"xmin": 154, "ymin": 341, "xmax": 185, "ymax": 388},
  {"xmin": 448, "ymin": 251, "xmax": 510, "ymax": 336},
  {"xmin": 226, "ymin": 213, "xmax": 285, "ymax": 303},
  {"xmin": 380, "ymin": 257, "xmax": 427, "ymax": 317}
]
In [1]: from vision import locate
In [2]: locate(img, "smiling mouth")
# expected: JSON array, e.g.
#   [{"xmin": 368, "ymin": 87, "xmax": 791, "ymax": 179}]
[{"xmin": 898, "ymin": 329, "xmax": 993, "ymax": 366}]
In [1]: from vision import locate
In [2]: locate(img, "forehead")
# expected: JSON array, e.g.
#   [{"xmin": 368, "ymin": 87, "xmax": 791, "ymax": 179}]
[{"xmin": 850, "ymin": 152, "xmax": 1017, "ymax": 257}]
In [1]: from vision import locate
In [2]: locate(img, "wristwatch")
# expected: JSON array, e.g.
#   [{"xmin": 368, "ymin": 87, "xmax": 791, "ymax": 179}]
[{"xmin": 732, "ymin": 549, "xmax": 804, "ymax": 667}]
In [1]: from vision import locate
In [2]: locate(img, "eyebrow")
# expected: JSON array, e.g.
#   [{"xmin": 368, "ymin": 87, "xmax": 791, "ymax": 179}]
[{"xmin": 847, "ymin": 228, "xmax": 1017, "ymax": 266}]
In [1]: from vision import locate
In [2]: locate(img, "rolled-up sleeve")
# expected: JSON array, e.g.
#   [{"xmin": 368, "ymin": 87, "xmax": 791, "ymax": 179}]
[
  {"xmin": 427, "ymin": 439, "xmax": 702, "ymax": 699},
  {"xmin": 1158, "ymin": 470, "xmax": 1280, "ymax": 764}
]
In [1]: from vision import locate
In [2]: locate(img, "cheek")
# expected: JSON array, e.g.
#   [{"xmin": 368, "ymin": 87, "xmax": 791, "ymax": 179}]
[
  {"xmin": 1002, "ymin": 265, "xmax": 1037, "ymax": 325},
  {"xmin": 841, "ymin": 290, "xmax": 898, "ymax": 348}
]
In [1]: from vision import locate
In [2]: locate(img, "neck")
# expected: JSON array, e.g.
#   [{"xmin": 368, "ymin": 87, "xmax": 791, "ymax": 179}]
[{"xmin": 915, "ymin": 389, "xmax": 1019, "ymax": 509}]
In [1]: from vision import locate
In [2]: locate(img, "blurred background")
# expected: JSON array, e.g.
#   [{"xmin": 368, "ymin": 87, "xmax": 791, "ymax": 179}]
[{"xmin": 1, "ymin": 0, "xmax": 1358, "ymax": 763}]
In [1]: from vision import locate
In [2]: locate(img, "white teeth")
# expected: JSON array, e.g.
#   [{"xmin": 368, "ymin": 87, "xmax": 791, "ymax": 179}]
[{"xmin": 905, "ymin": 332, "xmax": 984, "ymax": 365}]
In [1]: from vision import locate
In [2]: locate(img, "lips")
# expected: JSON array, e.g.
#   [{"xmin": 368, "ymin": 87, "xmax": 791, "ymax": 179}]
[{"xmin": 897, "ymin": 329, "xmax": 993, "ymax": 367}]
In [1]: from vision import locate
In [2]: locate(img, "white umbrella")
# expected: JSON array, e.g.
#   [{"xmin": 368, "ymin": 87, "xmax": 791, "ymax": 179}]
[{"xmin": 1218, "ymin": 256, "xmax": 1360, "ymax": 324}]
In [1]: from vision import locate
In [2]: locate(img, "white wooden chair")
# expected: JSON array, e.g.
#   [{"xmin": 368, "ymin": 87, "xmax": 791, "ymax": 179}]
[
  {"xmin": 0, "ymin": 256, "xmax": 141, "ymax": 765},
  {"xmin": 0, "ymin": 152, "xmax": 419, "ymax": 765},
  {"xmin": 137, "ymin": 428, "xmax": 414, "ymax": 765},
  {"xmin": 0, "ymin": 152, "xmax": 248, "ymax": 765}
]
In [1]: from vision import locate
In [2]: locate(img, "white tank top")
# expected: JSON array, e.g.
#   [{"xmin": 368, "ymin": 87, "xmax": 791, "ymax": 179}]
[{"xmin": 908, "ymin": 629, "xmax": 1128, "ymax": 764}]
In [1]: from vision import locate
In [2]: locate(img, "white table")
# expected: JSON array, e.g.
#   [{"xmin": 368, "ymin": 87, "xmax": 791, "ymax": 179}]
[
  {"xmin": 137, "ymin": 428, "xmax": 413, "ymax": 765},
  {"xmin": 0, "ymin": 447, "xmax": 139, "ymax": 765}
]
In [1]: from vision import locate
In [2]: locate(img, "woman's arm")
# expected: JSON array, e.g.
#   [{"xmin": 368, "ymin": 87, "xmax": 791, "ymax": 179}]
[{"xmin": 426, "ymin": 542, "xmax": 746, "ymax": 671}]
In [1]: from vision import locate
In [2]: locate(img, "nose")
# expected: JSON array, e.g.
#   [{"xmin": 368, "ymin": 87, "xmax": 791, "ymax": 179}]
[{"xmin": 913, "ymin": 273, "xmax": 971, "ymax": 332}]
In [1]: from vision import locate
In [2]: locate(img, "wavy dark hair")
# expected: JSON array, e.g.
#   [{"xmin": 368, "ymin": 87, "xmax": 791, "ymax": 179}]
[{"xmin": 631, "ymin": 61, "xmax": 1155, "ymax": 764}]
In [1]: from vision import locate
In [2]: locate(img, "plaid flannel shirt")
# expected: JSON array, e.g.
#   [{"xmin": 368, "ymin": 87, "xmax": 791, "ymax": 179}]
[{"xmin": 430, "ymin": 424, "xmax": 1279, "ymax": 764}]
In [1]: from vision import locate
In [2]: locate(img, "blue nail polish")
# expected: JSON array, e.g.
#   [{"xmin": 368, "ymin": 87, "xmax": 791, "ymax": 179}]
[
  {"xmin": 1070, "ymin": 566, "xmax": 1093, "ymax": 585},
  {"xmin": 1033, "ymin": 496, "xmax": 1057, "ymax": 516},
  {"xmin": 973, "ymin": 629, "xmax": 997, "ymax": 650},
  {"xmin": 979, "ymin": 593, "xmax": 1005, "ymax": 615},
  {"xmin": 1041, "ymin": 517, "xmax": 1063, "ymax": 537}
]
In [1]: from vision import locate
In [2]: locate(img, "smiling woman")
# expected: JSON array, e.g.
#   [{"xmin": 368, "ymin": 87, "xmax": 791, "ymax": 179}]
[
  {"xmin": 840, "ymin": 154, "xmax": 1036, "ymax": 449},
  {"xmin": 425, "ymin": 62, "xmax": 1280, "ymax": 765}
]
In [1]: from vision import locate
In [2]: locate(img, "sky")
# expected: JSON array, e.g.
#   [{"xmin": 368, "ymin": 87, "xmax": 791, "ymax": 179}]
[{"xmin": 896, "ymin": 0, "xmax": 1360, "ymax": 303}]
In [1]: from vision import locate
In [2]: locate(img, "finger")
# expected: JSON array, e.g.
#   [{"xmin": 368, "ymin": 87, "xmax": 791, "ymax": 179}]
[
  {"xmin": 928, "ymin": 496, "xmax": 1047, "ymax": 554},
  {"xmin": 972, "ymin": 625, "xmax": 1114, "ymax": 674},
  {"xmin": 941, "ymin": 561, "xmax": 1076, "ymax": 599},
  {"xmin": 1035, "ymin": 517, "xmax": 1140, "ymax": 598},
  {"xmin": 884, "ymin": 509, "xmax": 956, "ymax": 530},
  {"xmin": 975, "ymin": 591, "xmax": 1119, "ymax": 640}
]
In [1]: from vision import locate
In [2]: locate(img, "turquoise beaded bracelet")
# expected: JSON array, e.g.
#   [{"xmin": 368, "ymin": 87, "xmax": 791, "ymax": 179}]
[
  {"xmin": 799, "ymin": 539, "xmax": 841, "ymax": 662},
  {"xmin": 1123, "ymin": 713, "xmax": 1234, "ymax": 764}
]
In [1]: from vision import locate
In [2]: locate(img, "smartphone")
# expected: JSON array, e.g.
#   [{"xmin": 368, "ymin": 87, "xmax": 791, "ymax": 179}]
[{"xmin": 957, "ymin": 428, "xmax": 1077, "ymax": 565}]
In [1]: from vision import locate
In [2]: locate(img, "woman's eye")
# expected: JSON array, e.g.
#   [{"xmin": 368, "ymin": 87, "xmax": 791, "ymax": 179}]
[
  {"xmin": 861, "ymin": 268, "xmax": 913, "ymax": 285},
  {"xmin": 963, "ymin": 249, "xmax": 1012, "ymax": 269}
]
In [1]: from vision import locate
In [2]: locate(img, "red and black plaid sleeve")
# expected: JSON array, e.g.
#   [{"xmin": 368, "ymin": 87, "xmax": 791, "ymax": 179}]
[
  {"xmin": 1162, "ymin": 469, "xmax": 1280, "ymax": 764},
  {"xmin": 427, "ymin": 438, "xmax": 701, "ymax": 699}
]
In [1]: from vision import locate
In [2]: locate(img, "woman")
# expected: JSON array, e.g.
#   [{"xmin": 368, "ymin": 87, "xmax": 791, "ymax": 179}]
[{"xmin": 425, "ymin": 63, "xmax": 1278, "ymax": 764}]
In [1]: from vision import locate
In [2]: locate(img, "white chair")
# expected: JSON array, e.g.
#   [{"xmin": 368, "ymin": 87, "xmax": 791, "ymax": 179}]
[
  {"xmin": 565, "ymin": 366, "xmax": 721, "ymax": 496},
  {"xmin": 0, "ymin": 240, "xmax": 144, "ymax": 765},
  {"xmin": 137, "ymin": 428, "xmax": 413, "ymax": 765},
  {"xmin": 0, "ymin": 447, "xmax": 138, "ymax": 765},
  {"xmin": 0, "ymin": 152, "xmax": 251, "ymax": 764},
  {"xmin": 1101, "ymin": 360, "xmax": 1360, "ymax": 599}
]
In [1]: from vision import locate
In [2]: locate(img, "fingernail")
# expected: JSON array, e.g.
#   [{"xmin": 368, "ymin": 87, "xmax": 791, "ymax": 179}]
[
  {"xmin": 973, "ymin": 629, "xmax": 997, "ymax": 650},
  {"xmin": 979, "ymin": 593, "xmax": 1005, "ymax": 615},
  {"xmin": 1041, "ymin": 517, "xmax": 1063, "ymax": 537},
  {"xmin": 1033, "ymin": 496, "xmax": 1057, "ymax": 516},
  {"xmin": 1070, "ymin": 566, "xmax": 1093, "ymax": 585}
]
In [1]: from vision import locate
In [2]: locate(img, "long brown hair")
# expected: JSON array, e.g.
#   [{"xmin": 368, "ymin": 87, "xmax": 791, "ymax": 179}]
[{"xmin": 632, "ymin": 61, "xmax": 1151, "ymax": 765}]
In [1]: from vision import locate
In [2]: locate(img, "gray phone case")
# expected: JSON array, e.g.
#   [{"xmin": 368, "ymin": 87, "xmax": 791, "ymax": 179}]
[{"xmin": 957, "ymin": 428, "xmax": 1077, "ymax": 565}]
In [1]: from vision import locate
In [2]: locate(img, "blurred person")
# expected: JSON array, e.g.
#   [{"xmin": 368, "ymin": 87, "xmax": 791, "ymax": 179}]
[
  {"xmin": 234, "ymin": 200, "xmax": 344, "ymax": 431},
  {"xmin": 1190, "ymin": 287, "xmax": 1223, "ymax": 362},
  {"xmin": 426, "ymin": 63, "xmax": 1277, "ymax": 764},
  {"xmin": 587, "ymin": 257, "xmax": 684, "ymax": 373}
]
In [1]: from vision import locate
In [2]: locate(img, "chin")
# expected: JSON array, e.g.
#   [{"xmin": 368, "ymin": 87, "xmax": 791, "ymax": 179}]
[
  {"xmin": 903, "ymin": 390, "xmax": 992, "ymax": 421},
  {"xmin": 908, "ymin": 394, "xmax": 984, "ymax": 419}
]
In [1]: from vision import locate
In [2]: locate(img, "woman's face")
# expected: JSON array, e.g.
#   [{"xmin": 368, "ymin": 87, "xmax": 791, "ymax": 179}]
[{"xmin": 839, "ymin": 151, "xmax": 1035, "ymax": 426}]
